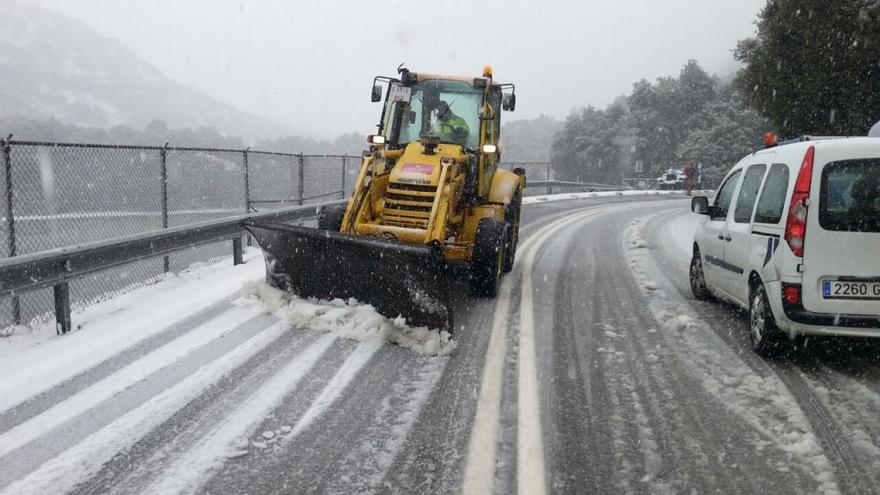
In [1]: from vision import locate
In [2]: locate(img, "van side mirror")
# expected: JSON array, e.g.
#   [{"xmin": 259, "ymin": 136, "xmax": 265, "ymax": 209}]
[
  {"xmin": 502, "ymin": 93, "xmax": 516, "ymax": 111},
  {"xmin": 371, "ymin": 84, "xmax": 383, "ymax": 103},
  {"xmin": 691, "ymin": 196, "xmax": 709, "ymax": 215}
]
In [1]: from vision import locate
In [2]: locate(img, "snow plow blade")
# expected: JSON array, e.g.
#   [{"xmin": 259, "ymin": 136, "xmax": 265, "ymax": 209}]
[{"xmin": 243, "ymin": 220, "xmax": 452, "ymax": 331}]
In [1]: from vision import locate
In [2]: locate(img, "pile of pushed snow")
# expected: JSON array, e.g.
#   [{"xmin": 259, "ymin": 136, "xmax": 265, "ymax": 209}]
[{"xmin": 241, "ymin": 282, "xmax": 456, "ymax": 356}]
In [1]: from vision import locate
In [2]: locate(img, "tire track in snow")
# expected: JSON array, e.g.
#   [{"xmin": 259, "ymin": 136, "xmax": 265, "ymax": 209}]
[
  {"xmin": 0, "ymin": 306, "xmax": 264, "ymax": 461},
  {"xmin": 595, "ymin": 209, "xmax": 727, "ymax": 492},
  {"xmin": 0, "ymin": 296, "xmax": 235, "ymax": 435},
  {"xmin": 284, "ymin": 340, "xmax": 385, "ymax": 440},
  {"xmin": 140, "ymin": 333, "xmax": 338, "ymax": 495},
  {"xmin": 69, "ymin": 326, "xmax": 334, "ymax": 495},
  {"xmin": 545, "ymin": 236, "xmax": 616, "ymax": 494},
  {"xmin": 771, "ymin": 363, "xmax": 868, "ymax": 495},
  {"xmin": 203, "ymin": 344, "xmax": 451, "ymax": 494},
  {"xmin": 324, "ymin": 356, "xmax": 447, "ymax": 493},
  {"xmin": 638, "ymin": 208, "xmax": 845, "ymax": 494},
  {"xmin": 646, "ymin": 208, "xmax": 877, "ymax": 494}
]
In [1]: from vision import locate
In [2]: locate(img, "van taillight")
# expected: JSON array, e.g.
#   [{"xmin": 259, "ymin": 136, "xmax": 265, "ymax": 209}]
[{"xmin": 784, "ymin": 146, "xmax": 815, "ymax": 257}]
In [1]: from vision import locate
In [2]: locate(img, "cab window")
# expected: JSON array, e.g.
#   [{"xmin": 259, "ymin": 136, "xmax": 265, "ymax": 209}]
[
  {"xmin": 712, "ymin": 169, "xmax": 742, "ymax": 220},
  {"xmin": 734, "ymin": 164, "xmax": 767, "ymax": 223},
  {"xmin": 388, "ymin": 80, "xmax": 483, "ymax": 150},
  {"xmin": 753, "ymin": 163, "xmax": 789, "ymax": 224}
]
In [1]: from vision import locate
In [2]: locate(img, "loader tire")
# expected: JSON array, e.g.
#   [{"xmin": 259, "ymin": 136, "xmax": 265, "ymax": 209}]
[
  {"xmin": 471, "ymin": 218, "xmax": 508, "ymax": 297},
  {"xmin": 318, "ymin": 205, "xmax": 346, "ymax": 231},
  {"xmin": 502, "ymin": 188, "xmax": 522, "ymax": 273},
  {"xmin": 264, "ymin": 254, "xmax": 290, "ymax": 290}
]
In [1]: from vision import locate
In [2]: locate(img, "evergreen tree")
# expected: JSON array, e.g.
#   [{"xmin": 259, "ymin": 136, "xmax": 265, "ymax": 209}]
[{"xmin": 735, "ymin": 0, "xmax": 880, "ymax": 136}]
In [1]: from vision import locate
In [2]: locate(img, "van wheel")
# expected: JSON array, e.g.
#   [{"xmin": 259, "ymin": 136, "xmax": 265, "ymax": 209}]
[
  {"xmin": 318, "ymin": 205, "xmax": 346, "ymax": 231},
  {"xmin": 750, "ymin": 284, "xmax": 785, "ymax": 356},
  {"xmin": 502, "ymin": 188, "xmax": 522, "ymax": 273},
  {"xmin": 689, "ymin": 249, "xmax": 712, "ymax": 300},
  {"xmin": 471, "ymin": 218, "xmax": 508, "ymax": 297}
]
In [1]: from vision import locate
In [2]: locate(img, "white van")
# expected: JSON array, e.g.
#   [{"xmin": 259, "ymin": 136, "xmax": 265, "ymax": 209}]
[{"xmin": 689, "ymin": 136, "xmax": 880, "ymax": 355}]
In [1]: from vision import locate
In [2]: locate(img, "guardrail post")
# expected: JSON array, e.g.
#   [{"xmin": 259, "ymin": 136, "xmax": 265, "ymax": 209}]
[
  {"xmin": 2, "ymin": 135, "xmax": 21, "ymax": 325},
  {"xmin": 160, "ymin": 143, "xmax": 170, "ymax": 273},
  {"xmin": 340, "ymin": 156, "xmax": 346, "ymax": 199},
  {"xmin": 232, "ymin": 236, "xmax": 244, "ymax": 265},
  {"xmin": 54, "ymin": 281, "xmax": 71, "ymax": 335},
  {"xmin": 297, "ymin": 153, "xmax": 305, "ymax": 206}
]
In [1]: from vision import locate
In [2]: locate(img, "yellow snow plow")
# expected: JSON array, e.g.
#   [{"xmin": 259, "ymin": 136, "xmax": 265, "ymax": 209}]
[{"xmin": 245, "ymin": 66, "xmax": 524, "ymax": 330}]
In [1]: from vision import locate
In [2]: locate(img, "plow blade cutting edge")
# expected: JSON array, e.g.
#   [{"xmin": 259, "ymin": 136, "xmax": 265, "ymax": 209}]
[{"xmin": 243, "ymin": 220, "xmax": 452, "ymax": 331}]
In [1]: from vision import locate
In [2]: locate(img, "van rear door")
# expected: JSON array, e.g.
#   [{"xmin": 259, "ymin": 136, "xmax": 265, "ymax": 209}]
[{"xmin": 802, "ymin": 143, "xmax": 880, "ymax": 316}]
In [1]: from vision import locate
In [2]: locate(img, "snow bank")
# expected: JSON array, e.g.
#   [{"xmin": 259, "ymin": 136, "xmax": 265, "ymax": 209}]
[
  {"xmin": 241, "ymin": 282, "xmax": 457, "ymax": 356},
  {"xmin": 654, "ymin": 210, "xmax": 701, "ymax": 264},
  {"xmin": 522, "ymin": 189, "xmax": 711, "ymax": 205}
]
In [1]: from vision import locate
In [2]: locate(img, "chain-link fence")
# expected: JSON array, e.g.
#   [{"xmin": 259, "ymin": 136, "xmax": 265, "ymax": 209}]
[
  {"xmin": 498, "ymin": 161, "xmax": 552, "ymax": 180},
  {"xmin": 499, "ymin": 161, "xmax": 553, "ymax": 195},
  {"xmin": 0, "ymin": 138, "xmax": 359, "ymax": 331}
]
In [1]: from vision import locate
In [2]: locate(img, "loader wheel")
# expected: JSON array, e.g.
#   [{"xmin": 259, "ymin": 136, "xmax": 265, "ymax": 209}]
[
  {"xmin": 471, "ymin": 218, "xmax": 508, "ymax": 297},
  {"xmin": 502, "ymin": 188, "xmax": 522, "ymax": 273},
  {"xmin": 264, "ymin": 254, "xmax": 290, "ymax": 290},
  {"xmin": 318, "ymin": 205, "xmax": 346, "ymax": 231}
]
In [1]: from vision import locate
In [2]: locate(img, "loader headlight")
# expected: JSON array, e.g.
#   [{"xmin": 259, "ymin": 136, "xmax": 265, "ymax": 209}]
[
  {"xmin": 481, "ymin": 144, "xmax": 497, "ymax": 154},
  {"xmin": 368, "ymin": 134, "xmax": 386, "ymax": 145}
]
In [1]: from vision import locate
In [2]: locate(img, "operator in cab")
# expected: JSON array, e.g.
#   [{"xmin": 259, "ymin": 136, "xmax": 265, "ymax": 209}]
[{"xmin": 429, "ymin": 100, "xmax": 469, "ymax": 146}]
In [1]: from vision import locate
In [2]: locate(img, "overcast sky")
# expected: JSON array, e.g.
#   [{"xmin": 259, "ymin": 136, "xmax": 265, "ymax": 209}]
[{"xmin": 39, "ymin": 0, "xmax": 766, "ymax": 137}]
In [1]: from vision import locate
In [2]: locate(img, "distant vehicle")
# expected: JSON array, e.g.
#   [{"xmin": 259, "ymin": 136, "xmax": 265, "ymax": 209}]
[
  {"xmin": 656, "ymin": 168, "xmax": 686, "ymax": 190},
  {"xmin": 689, "ymin": 134, "xmax": 880, "ymax": 355}
]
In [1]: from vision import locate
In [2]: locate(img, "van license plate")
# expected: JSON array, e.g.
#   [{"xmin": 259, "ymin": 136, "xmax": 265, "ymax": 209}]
[{"xmin": 823, "ymin": 280, "xmax": 880, "ymax": 299}]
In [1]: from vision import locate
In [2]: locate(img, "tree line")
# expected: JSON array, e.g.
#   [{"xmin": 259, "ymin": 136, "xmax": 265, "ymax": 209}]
[
  {"xmin": 552, "ymin": 0, "xmax": 880, "ymax": 186},
  {"xmin": 551, "ymin": 61, "xmax": 766, "ymax": 186}
]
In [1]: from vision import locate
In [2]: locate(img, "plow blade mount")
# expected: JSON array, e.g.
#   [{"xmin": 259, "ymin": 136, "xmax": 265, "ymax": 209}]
[{"xmin": 244, "ymin": 220, "xmax": 452, "ymax": 330}]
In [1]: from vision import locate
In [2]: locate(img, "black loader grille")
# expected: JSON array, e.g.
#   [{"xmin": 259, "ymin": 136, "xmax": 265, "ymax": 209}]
[{"xmin": 381, "ymin": 182, "xmax": 438, "ymax": 229}]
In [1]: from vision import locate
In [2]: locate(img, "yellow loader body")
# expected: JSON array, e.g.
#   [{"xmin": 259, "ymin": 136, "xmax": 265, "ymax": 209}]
[{"xmin": 246, "ymin": 67, "xmax": 523, "ymax": 330}]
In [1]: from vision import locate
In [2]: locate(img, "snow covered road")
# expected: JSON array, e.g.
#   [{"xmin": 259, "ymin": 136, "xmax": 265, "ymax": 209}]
[{"xmin": 2, "ymin": 194, "xmax": 880, "ymax": 494}]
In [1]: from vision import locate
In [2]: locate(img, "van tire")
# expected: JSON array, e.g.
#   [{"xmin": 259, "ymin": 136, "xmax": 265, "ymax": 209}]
[
  {"xmin": 689, "ymin": 249, "xmax": 712, "ymax": 300},
  {"xmin": 749, "ymin": 284, "xmax": 785, "ymax": 356}
]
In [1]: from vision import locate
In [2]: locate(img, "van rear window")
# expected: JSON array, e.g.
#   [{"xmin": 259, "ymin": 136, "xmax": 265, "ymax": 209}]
[{"xmin": 819, "ymin": 159, "xmax": 880, "ymax": 233}]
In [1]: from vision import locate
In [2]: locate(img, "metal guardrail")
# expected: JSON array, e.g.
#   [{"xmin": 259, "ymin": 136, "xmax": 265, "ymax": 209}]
[
  {"xmin": 525, "ymin": 180, "xmax": 630, "ymax": 194},
  {"xmin": 0, "ymin": 166, "xmax": 623, "ymax": 335},
  {"xmin": 0, "ymin": 199, "xmax": 346, "ymax": 334}
]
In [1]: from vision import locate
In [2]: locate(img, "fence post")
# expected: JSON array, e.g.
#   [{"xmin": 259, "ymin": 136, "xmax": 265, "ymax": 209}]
[
  {"xmin": 243, "ymin": 147, "xmax": 251, "ymax": 213},
  {"xmin": 297, "ymin": 153, "xmax": 305, "ymax": 205},
  {"xmin": 160, "ymin": 143, "xmax": 169, "ymax": 273},
  {"xmin": 340, "ymin": 156, "xmax": 346, "ymax": 199},
  {"xmin": 243, "ymin": 147, "xmax": 252, "ymax": 248},
  {"xmin": 546, "ymin": 162, "xmax": 552, "ymax": 195},
  {"xmin": 2, "ymin": 135, "xmax": 21, "ymax": 325}
]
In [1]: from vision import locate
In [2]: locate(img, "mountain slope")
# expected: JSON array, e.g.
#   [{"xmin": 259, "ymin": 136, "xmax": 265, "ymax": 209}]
[{"xmin": 0, "ymin": 1, "xmax": 291, "ymax": 141}]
